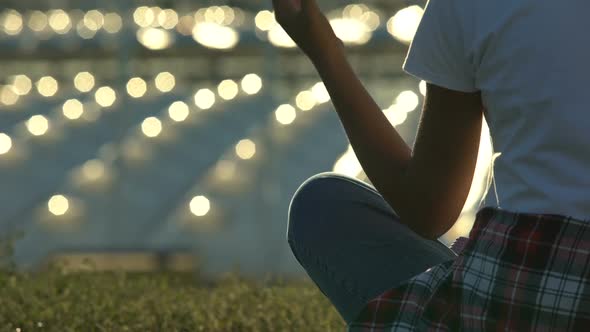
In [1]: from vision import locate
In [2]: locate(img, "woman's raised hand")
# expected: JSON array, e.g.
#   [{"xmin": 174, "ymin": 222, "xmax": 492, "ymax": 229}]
[{"xmin": 271, "ymin": 0, "xmax": 341, "ymax": 59}]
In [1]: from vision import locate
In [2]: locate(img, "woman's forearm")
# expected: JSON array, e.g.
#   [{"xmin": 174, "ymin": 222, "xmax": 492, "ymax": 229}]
[{"xmin": 310, "ymin": 46, "xmax": 417, "ymax": 229}]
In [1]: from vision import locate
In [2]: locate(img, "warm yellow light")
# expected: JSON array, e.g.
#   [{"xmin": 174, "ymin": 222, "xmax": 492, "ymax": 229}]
[
  {"xmin": 81, "ymin": 159, "xmax": 105, "ymax": 181},
  {"xmin": 217, "ymin": 79, "xmax": 239, "ymax": 100},
  {"xmin": 387, "ymin": 5, "xmax": 424, "ymax": 44},
  {"xmin": 296, "ymin": 91, "xmax": 316, "ymax": 111},
  {"xmin": 189, "ymin": 195, "xmax": 210, "ymax": 217},
  {"xmin": 2, "ymin": 9, "xmax": 23, "ymax": 35},
  {"xmin": 126, "ymin": 77, "xmax": 147, "ymax": 98},
  {"xmin": 26, "ymin": 115, "xmax": 50, "ymax": 136},
  {"xmin": 311, "ymin": 82, "xmax": 330, "ymax": 104},
  {"xmin": 275, "ymin": 104, "xmax": 297, "ymax": 125},
  {"xmin": 192, "ymin": 22, "xmax": 239, "ymax": 50},
  {"xmin": 255, "ymin": 10, "xmax": 275, "ymax": 31},
  {"xmin": 103, "ymin": 12, "xmax": 122, "ymax": 33},
  {"xmin": 83, "ymin": 10, "xmax": 104, "ymax": 31},
  {"xmin": 48, "ymin": 9, "xmax": 71, "ymax": 34},
  {"xmin": 462, "ymin": 120, "xmax": 495, "ymax": 211},
  {"xmin": 235, "ymin": 139, "xmax": 256, "ymax": 160},
  {"xmin": 154, "ymin": 72, "xmax": 175, "ymax": 92},
  {"xmin": 62, "ymin": 99, "xmax": 84, "ymax": 120},
  {"xmin": 204, "ymin": 6, "xmax": 226, "ymax": 25},
  {"xmin": 133, "ymin": 6, "xmax": 155, "ymax": 28},
  {"xmin": 333, "ymin": 146, "xmax": 363, "ymax": 178},
  {"xmin": 168, "ymin": 101, "xmax": 189, "ymax": 122},
  {"xmin": 240, "ymin": 74, "xmax": 262, "ymax": 95},
  {"xmin": 360, "ymin": 11, "xmax": 380, "ymax": 31},
  {"xmin": 94, "ymin": 86, "xmax": 116, "ymax": 107},
  {"xmin": 176, "ymin": 15, "xmax": 195, "ymax": 36},
  {"xmin": 384, "ymin": 105, "xmax": 408, "ymax": 126},
  {"xmin": 215, "ymin": 160, "xmax": 236, "ymax": 181},
  {"xmin": 268, "ymin": 25, "xmax": 296, "ymax": 48},
  {"xmin": 48, "ymin": 194, "xmax": 69, "ymax": 216},
  {"xmin": 220, "ymin": 6, "xmax": 236, "ymax": 25},
  {"xmin": 28, "ymin": 10, "xmax": 48, "ymax": 32},
  {"xmin": 157, "ymin": 9, "xmax": 178, "ymax": 29},
  {"xmin": 137, "ymin": 27, "xmax": 173, "ymax": 50},
  {"xmin": 74, "ymin": 71, "xmax": 95, "ymax": 93},
  {"xmin": 419, "ymin": 80, "xmax": 427, "ymax": 96},
  {"xmin": 10, "ymin": 74, "xmax": 32, "ymax": 95},
  {"xmin": 329, "ymin": 18, "xmax": 372, "ymax": 45},
  {"xmin": 0, "ymin": 133, "xmax": 12, "ymax": 155},
  {"xmin": 395, "ymin": 90, "xmax": 420, "ymax": 112},
  {"xmin": 0, "ymin": 86, "xmax": 19, "ymax": 105},
  {"xmin": 141, "ymin": 117, "xmax": 162, "ymax": 137},
  {"xmin": 36, "ymin": 76, "xmax": 58, "ymax": 97},
  {"xmin": 194, "ymin": 89, "xmax": 216, "ymax": 110}
]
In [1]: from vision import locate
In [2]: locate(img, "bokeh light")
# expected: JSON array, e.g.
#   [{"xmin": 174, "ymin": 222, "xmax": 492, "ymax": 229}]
[
  {"xmin": 126, "ymin": 77, "xmax": 147, "ymax": 98},
  {"xmin": 48, "ymin": 194, "xmax": 69, "ymax": 216},
  {"xmin": 81, "ymin": 159, "xmax": 106, "ymax": 181},
  {"xmin": 137, "ymin": 27, "xmax": 173, "ymax": 50},
  {"xmin": 192, "ymin": 22, "xmax": 239, "ymax": 50},
  {"xmin": 295, "ymin": 91, "xmax": 316, "ymax": 111},
  {"xmin": 26, "ymin": 115, "xmax": 50, "ymax": 136},
  {"xmin": 83, "ymin": 10, "xmax": 104, "ymax": 31},
  {"xmin": 419, "ymin": 81, "xmax": 427, "ymax": 96},
  {"xmin": 217, "ymin": 79, "xmax": 239, "ymax": 100},
  {"xmin": 194, "ymin": 89, "xmax": 216, "ymax": 110},
  {"xmin": 94, "ymin": 86, "xmax": 116, "ymax": 107},
  {"xmin": 395, "ymin": 90, "xmax": 420, "ymax": 112},
  {"xmin": 329, "ymin": 18, "xmax": 372, "ymax": 45},
  {"xmin": 0, "ymin": 133, "xmax": 13, "ymax": 155},
  {"xmin": 28, "ymin": 10, "xmax": 47, "ymax": 32},
  {"xmin": 103, "ymin": 12, "xmax": 123, "ymax": 33},
  {"xmin": 235, "ymin": 139, "xmax": 256, "ymax": 160},
  {"xmin": 333, "ymin": 146, "xmax": 363, "ymax": 178},
  {"xmin": 2, "ymin": 9, "xmax": 23, "ymax": 35},
  {"xmin": 168, "ymin": 101, "xmax": 189, "ymax": 122},
  {"xmin": 74, "ymin": 72, "xmax": 95, "ymax": 93},
  {"xmin": 189, "ymin": 195, "xmax": 210, "ymax": 217},
  {"xmin": 62, "ymin": 99, "xmax": 84, "ymax": 120},
  {"xmin": 36, "ymin": 76, "xmax": 59, "ymax": 97},
  {"xmin": 10, "ymin": 74, "xmax": 32, "ymax": 95},
  {"xmin": 275, "ymin": 104, "xmax": 297, "ymax": 125},
  {"xmin": 48, "ymin": 9, "xmax": 72, "ymax": 34},
  {"xmin": 255, "ymin": 10, "xmax": 275, "ymax": 31},
  {"xmin": 154, "ymin": 72, "xmax": 175, "ymax": 93},
  {"xmin": 268, "ymin": 25, "xmax": 296, "ymax": 48},
  {"xmin": 0, "ymin": 86, "xmax": 19, "ymax": 105},
  {"xmin": 240, "ymin": 74, "xmax": 262, "ymax": 95},
  {"xmin": 141, "ymin": 117, "xmax": 162, "ymax": 138},
  {"xmin": 158, "ymin": 9, "xmax": 179, "ymax": 30},
  {"xmin": 311, "ymin": 82, "xmax": 331, "ymax": 104},
  {"xmin": 133, "ymin": 6, "xmax": 155, "ymax": 28},
  {"xmin": 387, "ymin": 5, "xmax": 424, "ymax": 44}
]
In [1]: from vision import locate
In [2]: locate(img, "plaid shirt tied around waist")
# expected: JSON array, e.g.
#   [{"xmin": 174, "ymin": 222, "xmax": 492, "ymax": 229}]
[{"xmin": 349, "ymin": 207, "xmax": 590, "ymax": 331}]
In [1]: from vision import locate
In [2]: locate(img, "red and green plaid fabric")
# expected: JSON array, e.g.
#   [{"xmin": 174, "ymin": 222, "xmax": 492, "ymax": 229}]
[{"xmin": 349, "ymin": 207, "xmax": 590, "ymax": 331}]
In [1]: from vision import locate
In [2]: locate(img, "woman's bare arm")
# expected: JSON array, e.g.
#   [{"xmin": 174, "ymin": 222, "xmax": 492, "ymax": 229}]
[{"xmin": 273, "ymin": 0, "xmax": 483, "ymax": 239}]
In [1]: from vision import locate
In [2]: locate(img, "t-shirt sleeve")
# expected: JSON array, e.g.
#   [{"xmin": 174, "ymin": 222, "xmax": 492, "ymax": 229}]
[{"xmin": 402, "ymin": 0, "xmax": 477, "ymax": 92}]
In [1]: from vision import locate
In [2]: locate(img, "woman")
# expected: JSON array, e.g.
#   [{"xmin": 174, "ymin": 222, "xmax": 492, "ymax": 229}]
[{"xmin": 274, "ymin": 0, "xmax": 590, "ymax": 330}]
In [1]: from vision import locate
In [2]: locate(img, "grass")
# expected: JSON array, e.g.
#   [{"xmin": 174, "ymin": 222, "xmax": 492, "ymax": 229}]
[{"xmin": 0, "ymin": 269, "xmax": 346, "ymax": 331}]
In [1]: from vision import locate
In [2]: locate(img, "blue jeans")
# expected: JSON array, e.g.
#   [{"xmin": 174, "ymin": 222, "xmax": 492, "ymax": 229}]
[{"xmin": 287, "ymin": 173, "xmax": 458, "ymax": 323}]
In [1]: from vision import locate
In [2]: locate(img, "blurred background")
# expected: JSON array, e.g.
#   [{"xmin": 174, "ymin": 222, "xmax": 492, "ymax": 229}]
[{"xmin": 0, "ymin": 0, "xmax": 493, "ymax": 276}]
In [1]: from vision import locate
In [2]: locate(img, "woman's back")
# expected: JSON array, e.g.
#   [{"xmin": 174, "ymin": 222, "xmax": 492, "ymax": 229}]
[{"xmin": 406, "ymin": 0, "xmax": 590, "ymax": 219}]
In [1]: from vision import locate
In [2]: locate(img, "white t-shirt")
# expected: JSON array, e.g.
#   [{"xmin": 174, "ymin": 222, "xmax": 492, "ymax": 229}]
[{"xmin": 403, "ymin": 0, "xmax": 590, "ymax": 221}]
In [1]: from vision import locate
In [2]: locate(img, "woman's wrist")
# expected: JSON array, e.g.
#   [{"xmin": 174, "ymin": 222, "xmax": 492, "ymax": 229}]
[{"xmin": 307, "ymin": 34, "xmax": 346, "ymax": 68}]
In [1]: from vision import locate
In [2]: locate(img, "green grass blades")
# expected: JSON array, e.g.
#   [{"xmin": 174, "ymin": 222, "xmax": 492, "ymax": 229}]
[{"xmin": 0, "ymin": 270, "xmax": 345, "ymax": 331}]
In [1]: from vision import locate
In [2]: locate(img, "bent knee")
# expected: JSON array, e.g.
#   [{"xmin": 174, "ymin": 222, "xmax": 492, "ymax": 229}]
[{"xmin": 287, "ymin": 173, "xmax": 355, "ymax": 245}]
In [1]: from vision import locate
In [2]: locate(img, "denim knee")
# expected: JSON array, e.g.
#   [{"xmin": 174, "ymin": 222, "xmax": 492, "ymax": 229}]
[{"xmin": 286, "ymin": 172, "xmax": 347, "ymax": 247}]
